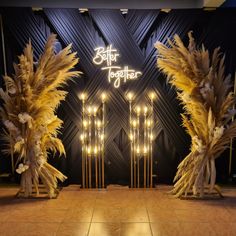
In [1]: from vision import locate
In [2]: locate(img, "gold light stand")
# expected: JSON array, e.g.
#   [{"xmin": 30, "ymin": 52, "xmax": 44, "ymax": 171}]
[
  {"xmin": 127, "ymin": 92, "xmax": 155, "ymax": 188},
  {"xmin": 79, "ymin": 92, "xmax": 106, "ymax": 188}
]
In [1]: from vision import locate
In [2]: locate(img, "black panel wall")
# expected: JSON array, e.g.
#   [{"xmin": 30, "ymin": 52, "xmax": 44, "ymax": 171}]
[{"xmin": 0, "ymin": 8, "xmax": 236, "ymax": 186}]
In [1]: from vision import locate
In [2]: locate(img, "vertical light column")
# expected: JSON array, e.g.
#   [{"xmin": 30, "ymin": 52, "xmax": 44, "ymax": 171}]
[
  {"xmin": 80, "ymin": 93, "xmax": 86, "ymax": 188},
  {"xmin": 101, "ymin": 93, "xmax": 106, "ymax": 188},
  {"xmin": 127, "ymin": 92, "xmax": 155, "ymax": 188},
  {"xmin": 144, "ymin": 106, "xmax": 148, "ymax": 188},
  {"xmin": 127, "ymin": 92, "xmax": 134, "ymax": 188},
  {"xmin": 149, "ymin": 92, "xmax": 155, "ymax": 188},
  {"xmin": 84, "ymin": 120, "xmax": 88, "ymax": 188},
  {"xmin": 133, "ymin": 119, "xmax": 137, "ymax": 188},
  {"xmin": 136, "ymin": 106, "xmax": 141, "ymax": 188},
  {"xmin": 97, "ymin": 119, "xmax": 102, "ymax": 188},
  {"xmin": 88, "ymin": 106, "xmax": 92, "ymax": 188},
  {"xmin": 80, "ymin": 92, "xmax": 106, "ymax": 189},
  {"xmin": 93, "ymin": 106, "xmax": 98, "ymax": 188}
]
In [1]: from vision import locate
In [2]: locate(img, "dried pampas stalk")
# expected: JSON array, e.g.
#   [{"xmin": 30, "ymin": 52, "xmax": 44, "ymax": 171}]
[
  {"xmin": 0, "ymin": 34, "xmax": 81, "ymax": 198},
  {"xmin": 155, "ymin": 32, "xmax": 236, "ymax": 198}
]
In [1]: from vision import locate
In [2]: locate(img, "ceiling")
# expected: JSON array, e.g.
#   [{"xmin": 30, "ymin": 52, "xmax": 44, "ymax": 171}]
[{"xmin": 0, "ymin": 0, "xmax": 228, "ymax": 9}]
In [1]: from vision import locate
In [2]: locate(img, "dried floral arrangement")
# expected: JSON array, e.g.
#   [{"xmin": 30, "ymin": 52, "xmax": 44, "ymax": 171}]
[
  {"xmin": 0, "ymin": 34, "xmax": 80, "ymax": 198},
  {"xmin": 155, "ymin": 32, "xmax": 236, "ymax": 198}
]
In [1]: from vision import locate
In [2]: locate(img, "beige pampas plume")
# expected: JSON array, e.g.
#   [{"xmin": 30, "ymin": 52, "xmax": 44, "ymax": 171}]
[
  {"xmin": 0, "ymin": 34, "xmax": 81, "ymax": 198},
  {"xmin": 155, "ymin": 32, "xmax": 236, "ymax": 198}
]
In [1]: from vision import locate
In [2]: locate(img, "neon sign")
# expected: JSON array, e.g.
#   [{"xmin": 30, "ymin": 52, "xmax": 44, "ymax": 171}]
[{"xmin": 93, "ymin": 45, "xmax": 142, "ymax": 88}]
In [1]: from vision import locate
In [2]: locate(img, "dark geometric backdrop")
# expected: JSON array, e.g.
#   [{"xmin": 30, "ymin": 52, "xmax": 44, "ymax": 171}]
[{"xmin": 0, "ymin": 7, "xmax": 236, "ymax": 186}]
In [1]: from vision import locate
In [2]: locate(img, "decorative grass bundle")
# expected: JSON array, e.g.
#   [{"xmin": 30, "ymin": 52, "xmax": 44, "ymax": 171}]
[
  {"xmin": 155, "ymin": 32, "xmax": 236, "ymax": 198},
  {"xmin": 0, "ymin": 34, "xmax": 80, "ymax": 198}
]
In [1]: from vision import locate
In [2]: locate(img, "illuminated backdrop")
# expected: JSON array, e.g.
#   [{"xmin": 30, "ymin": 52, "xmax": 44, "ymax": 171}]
[{"xmin": 0, "ymin": 7, "xmax": 236, "ymax": 185}]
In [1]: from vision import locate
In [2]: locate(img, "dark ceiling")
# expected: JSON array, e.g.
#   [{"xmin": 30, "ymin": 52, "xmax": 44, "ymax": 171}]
[{"xmin": 0, "ymin": 0, "xmax": 203, "ymax": 9}]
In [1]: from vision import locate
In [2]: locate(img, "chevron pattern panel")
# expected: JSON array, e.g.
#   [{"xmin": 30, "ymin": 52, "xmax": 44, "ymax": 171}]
[{"xmin": 1, "ymin": 8, "xmax": 236, "ymax": 185}]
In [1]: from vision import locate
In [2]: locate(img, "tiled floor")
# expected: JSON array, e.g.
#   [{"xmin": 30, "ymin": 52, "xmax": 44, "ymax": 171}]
[{"xmin": 0, "ymin": 185, "xmax": 236, "ymax": 235}]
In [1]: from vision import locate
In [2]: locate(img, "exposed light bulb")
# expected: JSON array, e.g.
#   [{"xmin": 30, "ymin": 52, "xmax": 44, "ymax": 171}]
[
  {"xmin": 101, "ymin": 92, "xmax": 106, "ymax": 102},
  {"xmin": 136, "ymin": 147, "xmax": 140, "ymax": 154},
  {"xmin": 130, "ymin": 134, "xmax": 133, "ymax": 141},
  {"xmin": 79, "ymin": 93, "xmax": 86, "ymax": 101},
  {"xmin": 93, "ymin": 106, "xmax": 97, "ymax": 115},
  {"xmin": 83, "ymin": 120, "xmax": 88, "ymax": 128},
  {"xmin": 150, "ymin": 92, "xmax": 155, "ymax": 100},
  {"xmin": 147, "ymin": 120, "xmax": 151, "ymax": 127},
  {"xmin": 94, "ymin": 146, "xmax": 98, "ymax": 154},
  {"xmin": 97, "ymin": 120, "xmax": 101, "ymax": 128},
  {"xmin": 127, "ymin": 92, "xmax": 134, "ymax": 101},
  {"xmin": 143, "ymin": 106, "xmax": 148, "ymax": 114},
  {"xmin": 87, "ymin": 146, "xmax": 91, "ymax": 155},
  {"xmin": 136, "ymin": 106, "xmax": 141, "ymax": 114},
  {"xmin": 88, "ymin": 106, "xmax": 92, "ymax": 114},
  {"xmin": 80, "ymin": 134, "xmax": 84, "ymax": 141},
  {"xmin": 143, "ymin": 146, "xmax": 148, "ymax": 154}
]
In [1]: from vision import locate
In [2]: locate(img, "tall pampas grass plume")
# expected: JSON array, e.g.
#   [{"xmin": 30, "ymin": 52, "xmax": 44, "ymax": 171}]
[
  {"xmin": 0, "ymin": 34, "xmax": 81, "ymax": 198},
  {"xmin": 155, "ymin": 32, "xmax": 236, "ymax": 198}
]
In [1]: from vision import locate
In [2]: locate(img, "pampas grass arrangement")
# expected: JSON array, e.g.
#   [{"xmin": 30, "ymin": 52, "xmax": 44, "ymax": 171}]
[
  {"xmin": 155, "ymin": 32, "xmax": 236, "ymax": 198},
  {"xmin": 0, "ymin": 34, "xmax": 80, "ymax": 198}
]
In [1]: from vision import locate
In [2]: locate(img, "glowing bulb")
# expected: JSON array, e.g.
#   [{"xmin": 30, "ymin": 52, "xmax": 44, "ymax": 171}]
[
  {"xmin": 97, "ymin": 120, "xmax": 101, "ymax": 128},
  {"xmin": 80, "ymin": 134, "xmax": 84, "ymax": 141},
  {"xmin": 93, "ymin": 106, "xmax": 97, "ymax": 115},
  {"xmin": 100, "ymin": 134, "xmax": 104, "ymax": 141},
  {"xmin": 127, "ymin": 92, "xmax": 134, "ymax": 101},
  {"xmin": 143, "ymin": 146, "xmax": 148, "ymax": 154},
  {"xmin": 130, "ymin": 134, "xmax": 133, "ymax": 141},
  {"xmin": 147, "ymin": 120, "xmax": 151, "ymax": 127},
  {"xmin": 143, "ymin": 106, "xmax": 148, "ymax": 114},
  {"xmin": 150, "ymin": 92, "xmax": 155, "ymax": 100},
  {"xmin": 79, "ymin": 93, "xmax": 86, "ymax": 101},
  {"xmin": 83, "ymin": 120, "xmax": 88, "ymax": 128},
  {"xmin": 88, "ymin": 106, "xmax": 92, "ymax": 114},
  {"xmin": 136, "ymin": 147, "xmax": 140, "ymax": 154},
  {"xmin": 94, "ymin": 146, "xmax": 98, "ymax": 154},
  {"xmin": 150, "ymin": 134, "xmax": 153, "ymax": 140},
  {"xmin": 136, "ymin": 106, "xmax": 141, "ymax": 114},
  {"xmin": 101, "ymin": 93, "xmax": 106, "ymax": 102},
  {"xmin": 133, "ymin": 120, "xmax": 137, "ymax": 128},
  {"xmin": 87, "ymin": 146, "xmax": 91, "ymax": 155}
]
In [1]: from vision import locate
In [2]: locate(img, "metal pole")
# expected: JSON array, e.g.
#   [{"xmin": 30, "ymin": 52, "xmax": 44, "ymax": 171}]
[
  {"xmin": 102, "ymin": 100, "xmax": 105, "ymax": 188},
  {"xmin": 0, "ymin": 15, "xmax": 14, "ymax": 175},
  {"xmin": 137, "ymin": 115, "xmax": 140, "ymax": 188},
  {"xmin": 0, "ymin": 15, "xmax": 7, "ymax": 76},
  {"xmin": 150, "ymin": 99, "xmax": 154, "ymax": 188},
  {"xmin": 129, "ymin": 101, "xmax": 133, "ymax": 188},
  {"xmin": 89, "ymin": 112, "xmax": 92, "ymax": 188},
  {"xmin": 229, "ymin": 72, "xmax": 236, "ymax": 176},
  {"xmin": 82, "ymin": 100, "xmax": 85, "ymax": 188}
]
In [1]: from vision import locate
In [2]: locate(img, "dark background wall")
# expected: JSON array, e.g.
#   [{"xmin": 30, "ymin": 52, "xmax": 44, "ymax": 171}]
[{"xmin": 0, "ymin": 7, "xmax": 236, "ymax": 186}]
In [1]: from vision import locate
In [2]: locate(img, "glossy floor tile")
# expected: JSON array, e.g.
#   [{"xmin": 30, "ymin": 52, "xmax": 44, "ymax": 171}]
[{"xmin": 0, "ymin": 186, "xmax": 236, "ymax": 235}]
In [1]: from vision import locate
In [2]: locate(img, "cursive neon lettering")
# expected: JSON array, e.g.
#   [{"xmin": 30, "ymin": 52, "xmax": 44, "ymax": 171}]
[
  {"xmin": 93, "ymin": 45, "xmax": 142, "ymax": 88},
  {"xmin": 93, "ymin": 45, "xmax": 119, "ymax": 66}
]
